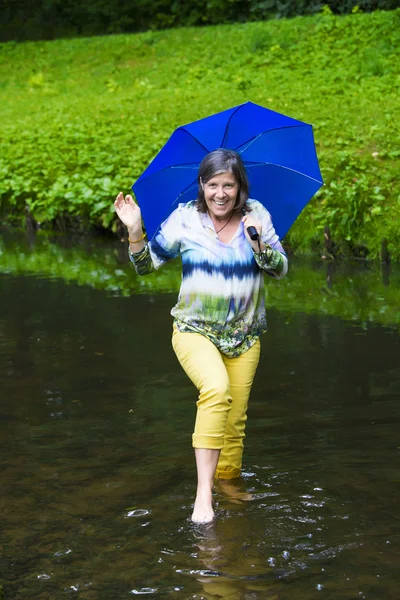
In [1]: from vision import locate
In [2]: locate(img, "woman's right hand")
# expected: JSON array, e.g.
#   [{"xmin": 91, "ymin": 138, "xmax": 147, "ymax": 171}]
[{"xmin": 114, "ymin": 192, "xmax": 142, "ymax": 235}]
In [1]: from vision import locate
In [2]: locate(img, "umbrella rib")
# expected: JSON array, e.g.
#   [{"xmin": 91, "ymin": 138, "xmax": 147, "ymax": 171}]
[
  {"xmin": 220, "ymin": 104, "xmax": 245, "ymax": 148},
  {"xmin": 238, "ymin": 125, "xmax": 309, "ymax": 155},
  {"xmin": 175, "ymin": 178, "xmax": 198, "ymax": 201},
  {"xmin": 135, "ymin": 163, "xmax": 199, "ymax": 185},
  {"xmin": 178, "ymin": 126, "xmax": 210, "ymax": 153},
  {"xmin": 136, "ymin": 160, "xmax": 322, "ymax": 186},
  {"xmin": 245, "ymin": 161, "xmax": 323, "ymax": 184}
]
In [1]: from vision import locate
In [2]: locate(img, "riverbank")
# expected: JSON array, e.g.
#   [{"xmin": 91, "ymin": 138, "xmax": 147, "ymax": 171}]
[
  {"xmin": 1, "ymin": 228, "xmax": 399, "ymax": 328},
  {"xmin": 0, "ymin": 10, "xmax": 399, "ymax": 258}
]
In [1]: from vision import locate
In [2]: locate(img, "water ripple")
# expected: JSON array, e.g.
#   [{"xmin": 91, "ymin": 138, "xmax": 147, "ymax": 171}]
[{"xmin": 125, "ymin": 509, "xmax": 150, "ymax": 518}]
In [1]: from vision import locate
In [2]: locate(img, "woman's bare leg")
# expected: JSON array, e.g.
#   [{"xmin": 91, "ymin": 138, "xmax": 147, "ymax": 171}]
[{"xmin": 192, "ymin": 448, "xmax": 220, "ymax": 523}]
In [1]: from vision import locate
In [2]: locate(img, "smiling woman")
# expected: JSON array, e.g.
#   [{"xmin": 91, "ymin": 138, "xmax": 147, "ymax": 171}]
[
  {"xmin": 201, "ymin": 171, "xmax": 239, "ymax": 235},
  {"xmin": 197, "ymin": 153, "xmax": 245, "ymax": 241},
  {"xmin": 114, "ymin": 148, "xmax": 288, "ymax": 524}
]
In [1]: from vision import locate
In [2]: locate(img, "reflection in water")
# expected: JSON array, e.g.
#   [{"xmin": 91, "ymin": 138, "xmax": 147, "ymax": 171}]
[
  {"xmin": 0, "ymin": 228, "xmax": 399, "ymax": 326},
  {"xmin": 0, "ymin": 265, "xmax": 400, "ymax": 599},
  {"xmin": 189, "ymin": 512, "xmax": 282, "ymax": 599}
]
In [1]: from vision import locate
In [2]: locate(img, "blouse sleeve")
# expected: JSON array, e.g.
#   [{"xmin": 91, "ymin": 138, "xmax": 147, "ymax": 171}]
[
  {"xmin": 129, "ymin": 205, "xmax": 182, "ymax": 275},
  {"xmin": 251, "ymin": 202, "xmax": 288, "ymax": 280}
]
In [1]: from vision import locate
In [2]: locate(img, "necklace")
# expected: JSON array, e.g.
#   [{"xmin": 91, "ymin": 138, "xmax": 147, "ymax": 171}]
[{"xmin": 215, "ymin": 212, "xmax": 234, "ymax": 234}]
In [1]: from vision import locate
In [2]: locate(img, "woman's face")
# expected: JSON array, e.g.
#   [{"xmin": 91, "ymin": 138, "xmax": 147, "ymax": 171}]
[{"xmin": 202, "ymin": 171, "xmax": 239, "ymax": 221}]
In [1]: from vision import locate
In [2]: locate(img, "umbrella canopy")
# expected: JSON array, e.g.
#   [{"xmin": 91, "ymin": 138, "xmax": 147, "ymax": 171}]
[{"xmin": 133, "ymin": 101, "xmax": 323, "ymax": 240}]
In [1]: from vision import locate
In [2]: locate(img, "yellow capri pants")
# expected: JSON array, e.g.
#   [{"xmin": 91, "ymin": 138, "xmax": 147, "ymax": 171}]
[{"xmin": 172, "ymin": 326, "xmax": 260, "ymax": 479}]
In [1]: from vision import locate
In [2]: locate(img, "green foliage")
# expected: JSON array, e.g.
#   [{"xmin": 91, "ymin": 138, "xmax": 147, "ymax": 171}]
[{"xmin": 0, "ymin": 10, "xmax": 399, "ymax": 258}]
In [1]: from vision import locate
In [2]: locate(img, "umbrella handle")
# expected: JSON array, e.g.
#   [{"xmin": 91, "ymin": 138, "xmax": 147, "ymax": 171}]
[
  {"xmin": 247, "ymin": 226, "xmax": 259, "ymax": 241},
  {"xmin": 241, "ymin": 208, "xmax": 259, "ymax": 241}
]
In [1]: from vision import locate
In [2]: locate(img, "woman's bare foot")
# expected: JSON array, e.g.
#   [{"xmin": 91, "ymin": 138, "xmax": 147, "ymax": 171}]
[{"xmin": 192, "ymin": 488, "xmax": 215, "ymax": 523}]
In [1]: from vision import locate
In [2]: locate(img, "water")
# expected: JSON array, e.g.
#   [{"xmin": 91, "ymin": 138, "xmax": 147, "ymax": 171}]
[{"xmin": 1, "ymin": 247, "xmax": 400, "ymax": 599}]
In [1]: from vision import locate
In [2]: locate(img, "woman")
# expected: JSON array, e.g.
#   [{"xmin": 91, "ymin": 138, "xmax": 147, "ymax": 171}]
[{"xmin": 114, "ymin": 149, "xmax": 288, "ymax": 524}]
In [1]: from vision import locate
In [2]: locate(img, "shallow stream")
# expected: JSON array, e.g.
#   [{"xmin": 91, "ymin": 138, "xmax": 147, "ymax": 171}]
[{"xmin": 1, "ymin": 232, "xmax": 399, "ymax": 599}]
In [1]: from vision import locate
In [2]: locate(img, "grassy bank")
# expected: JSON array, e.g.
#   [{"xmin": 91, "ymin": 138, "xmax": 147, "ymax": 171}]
[{"xmin": 0, "ymin": 9, "xmax": 399, "ymax": 258}]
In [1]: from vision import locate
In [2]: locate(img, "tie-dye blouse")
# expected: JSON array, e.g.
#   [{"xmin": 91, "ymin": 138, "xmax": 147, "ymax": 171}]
[{"xmin": 129, "ymin": 199, "xmax": 288, "ymax": 357}]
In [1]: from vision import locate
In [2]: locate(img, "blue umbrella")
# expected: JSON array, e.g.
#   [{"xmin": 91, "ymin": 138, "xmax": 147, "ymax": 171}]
[{"xmin": 133, "ymin": 101, "xmax": 323, "ymax": 240}]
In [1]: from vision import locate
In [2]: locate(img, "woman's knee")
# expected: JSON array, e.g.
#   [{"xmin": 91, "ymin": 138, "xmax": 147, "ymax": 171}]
[{"xmin": 197, "ymin": 378, "xmax": 231, "ymax": 407}]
